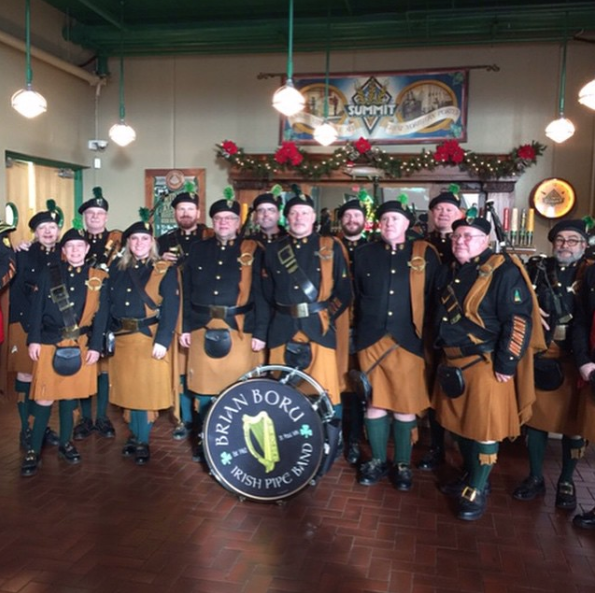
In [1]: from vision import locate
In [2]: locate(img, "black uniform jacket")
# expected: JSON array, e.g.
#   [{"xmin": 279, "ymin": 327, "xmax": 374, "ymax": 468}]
[
  {"xmin": 157, "ymin": 225, "xmax": 211, "ymax": 267},
  {"xmin": 28, "ymin": 262, "xmax": 108, "ymax": 350},
  {"xmin": 353, "ymin": 239, "xmax": 441, "ymax": 355},
  {"xmin": 527, "ymin": 255, "xmax": 588, "ymax": 352},
  {"xmin": 249, "ymin": 227, "xmax": 287, "ymax": 245},
  {"xmin": 426, "ymin": 230, "xmax": 456, "ymax": 266},
  {"xmin": 340, "ymin": 235, "xmax": 368, "ymax": 277},
  {"xmin": 182, "ymin": 236, "xmax": 268, "ymax": 341},
  {"xmin": 436, "ymin": 248, "xmax": 533, "ymax": 376},
  {"xmin": 107, "ymin": 258, "xmax": 179, "ymax": 349},
  {"xmin": 0, "ymin": 235, "xmax": 15, "ymax": 290},
  {"xmin": 10, "ymin": 243, "xmax": 61, "ymax": 332},
  {"xmin": 262, "ymin": 232, "xmax": 352, "ymax": 349},
  {"xmin": 571, "ymin": 261, "xmax": 595, "ymax": 367},
  {"xmin": 84, "ymin": 229, "xmax": 122, "ymax": 269}
]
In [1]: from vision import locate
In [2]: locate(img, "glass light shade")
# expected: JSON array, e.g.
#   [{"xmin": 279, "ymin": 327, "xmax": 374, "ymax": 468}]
[
  {"xmin": 109, "ymin": 121, "xmax": 136, "ymax": 147},
  {"xmin": 313, "ymin": 121, "xmax": 338, "ymax": 146},
  {"xmin": 545, "ymin": 117, "xmax": 575, "ymax": 143},
  {"xmin": 578, "ymin": 79, "xmax": 595, "ymax": 110},
  {"xmin": 11, "ymin": 86, "xmax": 47, "ymax": 118},
  {"xmin": 272, "ymin": 81, "xmax": 305, "ymax": 117}
]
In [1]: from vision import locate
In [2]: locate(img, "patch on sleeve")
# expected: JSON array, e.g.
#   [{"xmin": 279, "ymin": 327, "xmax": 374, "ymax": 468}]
[{"xmin": 512, "ymin": 287, "xmax": 524, "ymax": 304}]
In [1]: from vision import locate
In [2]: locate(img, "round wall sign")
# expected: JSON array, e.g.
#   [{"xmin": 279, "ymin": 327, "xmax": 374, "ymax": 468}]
[{"xmin": 530, "ymin": 177, "xmax": 576, "ymax": 219}]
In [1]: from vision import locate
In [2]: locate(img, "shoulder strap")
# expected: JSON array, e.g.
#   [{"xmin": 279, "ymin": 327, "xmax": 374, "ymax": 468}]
[
  {"xmin": 127, "ymin": 266, "xmax": 159, "ymax": 310},
  {"xmin": 49, "ymin": 264, "xmax": 79, "ymax": 335},
  {"xmin": 276, "ymin": 236, "xmax": 318, "ymax": 302}
]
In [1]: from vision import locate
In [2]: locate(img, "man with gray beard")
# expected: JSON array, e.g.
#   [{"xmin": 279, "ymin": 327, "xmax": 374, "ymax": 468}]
[{"xmin": 513, "ymin": 219, "xmax": 591, "ymax": 511}]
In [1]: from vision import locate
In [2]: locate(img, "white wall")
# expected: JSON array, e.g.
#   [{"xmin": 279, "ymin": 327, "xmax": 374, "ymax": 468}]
[{"xmin": 2, "ymin": 0, "xmax": 595, "ymax": 250}]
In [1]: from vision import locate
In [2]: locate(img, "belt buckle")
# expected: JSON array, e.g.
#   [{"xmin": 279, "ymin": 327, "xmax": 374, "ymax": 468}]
[
  {"xmin": 210, "ymin": 306, "xmax": 227, "ymax": 319},
  {"xmin": 553, "ymin": 324, "xmax": 567, "ymax": 341},
  {"xmin": 121, "ymin": 318, "xmax": 139, "ymax": 332},
  {"xmin": 62, "ymin": 325, "xmax": 80, "ymax": 340},
  {"xmin": 292, "ymin": 303, "xmax": 310, "ymax": 318}
]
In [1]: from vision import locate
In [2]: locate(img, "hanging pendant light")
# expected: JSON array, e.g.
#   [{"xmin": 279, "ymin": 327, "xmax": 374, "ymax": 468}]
[
  {"xmin": 109, "ymin": 54, "xmax": 136, "ymax": 147},
  {"xmin": 313, "ymin": 5, "xmax": 338, "ymax": 147},
  {"xmin": 578, "ymin": 78, "xmax": 595, "ymax": 111},
  {"xmin": 272, "ymin": 0, "xmax": 305, "ymax": 117},
  {"xmin": 545, "ymin": 40, "xmax": 575, "ymax": 144},
  {"xmin": 11, "ymin": 0, "xmax": 47, "ymax": 119}
]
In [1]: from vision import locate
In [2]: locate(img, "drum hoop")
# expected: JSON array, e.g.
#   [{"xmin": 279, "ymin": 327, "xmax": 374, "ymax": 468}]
[
  {"xmin": 239, "ymin": 364, "xmax": 334, "ymax": 423},
  {"xmin": 203, "ymin": 376, "xmax": 326, "ymax": 501}
]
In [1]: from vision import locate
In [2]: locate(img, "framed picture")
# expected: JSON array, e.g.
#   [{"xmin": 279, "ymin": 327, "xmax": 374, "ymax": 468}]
[
  {"xmin": 144, "ymin": 168, "xmax": 206, "ymax": 237},
  {"xmin": 281, "ymin": 68, "xmax": 468, "ymax": 145}
]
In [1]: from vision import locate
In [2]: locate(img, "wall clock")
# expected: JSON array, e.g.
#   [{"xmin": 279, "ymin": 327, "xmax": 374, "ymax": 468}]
[{"xmin": 530, "ymin": 177, "xmax": 576, "ymax": 219}]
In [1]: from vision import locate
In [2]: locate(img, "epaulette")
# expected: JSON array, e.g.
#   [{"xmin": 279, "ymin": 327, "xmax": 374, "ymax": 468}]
[{"xmin": 154, "ymin": 260, "xmax": 171, "ymax": 275}]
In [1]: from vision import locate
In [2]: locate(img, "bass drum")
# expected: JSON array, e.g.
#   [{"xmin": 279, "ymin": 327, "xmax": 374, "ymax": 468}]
[{"xmin": 203, "ymin": 365, "xmax": 336, "ymax": 502}]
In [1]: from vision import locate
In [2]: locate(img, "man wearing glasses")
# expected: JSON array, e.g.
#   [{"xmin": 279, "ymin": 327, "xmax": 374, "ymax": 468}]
[
  {"xmin": 179, "ymin": 196, "xmax": 268, "ymax": 461},
  {"xmin": 513, "ymin": 220, "xmax": 590, "ymax": 513},
  {"xmin": 434, "ymin": 215, "xmax": 538, "ymax": 521}
]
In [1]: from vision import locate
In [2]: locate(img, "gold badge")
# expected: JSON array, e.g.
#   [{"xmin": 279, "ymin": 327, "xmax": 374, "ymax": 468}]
[
  {"xmin": 154, "ymin": 260, "xmax": 170, "ymax": 274},
  {"xmin": 3, "ymin": 237, "xmax": 10, "ymax": 248},
  {"xmin": 85, "ymin": 277, "xmax": 103, "ymax": 291},
  {"xmin": 315, "ymin": 245, "xmax": 333, "ymax": 261},
  {"xmin": 407, "ymin": 256, "xmax": 426, "ymax": 272},
  {"xmin": 238, "ymin": 252, "xmax": 254, "ymax": 266}
]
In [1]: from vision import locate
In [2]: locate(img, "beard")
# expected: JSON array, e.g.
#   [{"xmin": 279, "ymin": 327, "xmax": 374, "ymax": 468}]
[
  {"xmin": 342, "ymin": 223, "xmax": 364, "ymax": 238},
  {"xmin": 177, "ymin": 216, "xmax": 197, "ymax": 231}
]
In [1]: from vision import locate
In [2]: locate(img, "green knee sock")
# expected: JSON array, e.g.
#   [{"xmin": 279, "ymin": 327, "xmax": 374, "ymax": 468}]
[
  {"xmin": 364, "ymin": 416, "xmax": 390, "ymax": 463},
  {"xmin": 96, "ymin": 373, "xmax": 109, "ymax": 418},
  {"xmin": 526, "ymin": 427, "xmax": 548, "ymax": 479},
  {"xmin": 456, "ymin": 435, "xmax": 474, "ymax": 475},
  {"xmin": 427, "ymin": 408, "xmax": 445, "ymax": 450},
  {"xmin": 179, "ymin": 375, "xmax": 193, "ymax": 424},
  {"xmin": 59, "ymin": 400, "xmax": 78, "ymax": 445},
  {"xmin": 15, "ymin": 379, "xmax": 31, "ymax": 432},
  {"xmin": 392, "ymin": 419, "xmax": 417, "ymax": 465},
  {"xmin": 80, "ymin": 397, "xmax": 93, "ymax": 421},
  {"xmin": 30, "ymin": 403, "xmax": 52, "ymax": 454},
  {"xmin": 469, "ymin": 442, "xmax": 499, "ymax": 491},
  {"xmin": 134, "ymin": 410, "xmax": 151, "ymax": 444},
  {"xmin": 197, "ymin": 395, "xmax": 214, "ymax": 427},
  {"xmin": 560, "ymin": 436, "xmax": 585, "ymax": 483},
  {"xmin": 129, "ymin": 410, "xmax": 140, "ymax": 440},
  {"xmin": 333, "ymin": 403, "xmax": 343, "ymax": 421}
]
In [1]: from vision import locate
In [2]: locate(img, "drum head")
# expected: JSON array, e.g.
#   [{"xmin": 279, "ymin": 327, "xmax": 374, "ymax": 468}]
[{"xmin": 203, "ymin": 377, "xmax": 325, "ymax": 502}]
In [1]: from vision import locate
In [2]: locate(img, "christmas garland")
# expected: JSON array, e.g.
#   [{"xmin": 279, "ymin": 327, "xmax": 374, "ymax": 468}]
[{"xmin": 216, "ymin": 138, "xmax": 546, "ymax": 181}]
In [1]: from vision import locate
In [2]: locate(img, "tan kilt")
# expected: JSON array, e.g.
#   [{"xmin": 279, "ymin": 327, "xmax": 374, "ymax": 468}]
[
  {"xmin": 269, "ymin": 331, "xmax": 341, "ymax": 405},
  {"xmin": 187, "ymin": 319, "xmax": 264, "ymax": 396},
  {"xmin": 7, "ymin": 322, "xmax": 33, "ymax": 374},
  {"xmin": 434, "ymin": 354, "xmax": 520, "ymax": 442},
  {"xmin": 528, "ymin": 347, "xmax": 581, "ymax": 435},
  {"xmin": 357, "ymin": 336, "xmax": 429, "ymax": 414},
  {"xmin": 30, "ymin": 339, "xmax": 97, "ymax": 401},
  {"xmin": 109, "ymin": 332, "xmax": 175, "ymax": 411}
]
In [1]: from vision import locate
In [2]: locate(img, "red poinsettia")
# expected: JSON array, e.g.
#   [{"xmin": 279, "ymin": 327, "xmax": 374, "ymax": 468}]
[
  {"xmin": 354, "ymin": 137, "xmax": 372, "ymax": 154},
  {"xmin": 516, "ymin": 144, "xmax": 536, "ymax": 161},
  {"xmin": 274, "ymin": 141, "xmax": 304, "ymax": 166},
  {"xmin": 221, "ymin": 140, "xmax": 238, "ymax": 155},
  {"xmin": 434, "ymin": 140, "xmax": 465, "ymax": 164}
]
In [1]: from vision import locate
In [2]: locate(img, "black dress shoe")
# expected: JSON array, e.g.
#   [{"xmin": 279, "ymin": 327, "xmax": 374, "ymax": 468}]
[
  {"xmin": 358, "ymin": 459, "xmax": 389, "ymax": 486},
  {"xmin": 121, "ymin": 436, "xmax": 138, "ymax": 457},
  {"xmin": 512, "ymin": 475, "xmax": 545, "ymax": 501},
  {"xmin": 345, "ymin": 439, "xmax": 360, "ymax": 465},
  {"xmin": 457, "ymin": 487, "xmax": 487, "ymax": 521},
  {"xmin": 416, "ymin": 447, "xmax": 445, "ymax": 471},
  {"xmin": 440, "ymin": 473, "xmax": 491, "ymax": 498},
  {"xmin": 172, "ymin": 422, "xmax": 192, "ymax": 441},
  {"xmin": 21, "ymin": 449, "xmax": 41, "ymax": 477},
  {"xmin": 391, "ymin": 463, "xmax": 413, "ymax": 491},
  {"xmin": 19, "ymin": 428, "xmax": 32, "ymax": 450},
  {"xmin": 73, "ymin": 418, "xmax": 94, "ymax": 440},
  {"xmin": 43, "ymin": 427, "xmax": 60, "ymax": 447},
  {"xmin": 555, "ymin": 481, "xmax": 577, "ymax": 511},
  {"xmin": 135, "ymin": 443, "xmax": 150, "ymax": 465},
  {"xmin": 95, "ymin": 417, "xmax": 115, "ymax": 438},
  {"xmin": 58, "ymin": 441, "xmax": 81, "ymax": 464},
  {"xmin": 573, "ymin": 508, "xmax": 595, "ymax": 529}
]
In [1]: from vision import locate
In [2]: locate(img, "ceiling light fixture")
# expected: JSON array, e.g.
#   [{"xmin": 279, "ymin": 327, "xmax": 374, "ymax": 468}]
[
  {"xmin": 11, "ymin": 0, "xmax": 47, "ymax": 119},
  {"xmin": 313, "ymin": 5, "xmax": 338, "ymax": 147},
  {"xmin": 109, "ymin": 55, "xmax": 136, "ymax": 147},
  {"xmin": 545, "ymin": 40, "xmax": 575, "ymax": 143},
  {"xmin": 272, "ymin": 0, "xmax": 305, "ymax": 117},
  {"xmin": 578, "ymin": 78, "xmax": 595, "ymax": 111}
]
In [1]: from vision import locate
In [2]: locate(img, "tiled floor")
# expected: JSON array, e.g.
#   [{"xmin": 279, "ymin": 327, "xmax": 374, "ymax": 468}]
[{"xmin": 1, "ymin": 399, "xmax": 595, "ymax": 593}]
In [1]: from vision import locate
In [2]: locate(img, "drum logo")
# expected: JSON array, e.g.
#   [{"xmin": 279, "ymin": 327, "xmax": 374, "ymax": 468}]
[{"xmin": 204, "ymin": 378, "xmax": 325, "ymax": 501}]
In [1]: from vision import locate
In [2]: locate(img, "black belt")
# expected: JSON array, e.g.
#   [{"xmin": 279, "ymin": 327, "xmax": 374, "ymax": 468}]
[
  {"xmin": 275, "ymin": 301, "xmax": 328, "ymax": 319},
  {"xmin": 114, "ymin": 316, "xmax": 159, "ymax": 333},
  {"xmin": 443, "ymin": 344, "xmax": 494, "ymax": 359},
  {"xmin": 191, "ymin": 303, "xmax": 253, "ymax": 319}
]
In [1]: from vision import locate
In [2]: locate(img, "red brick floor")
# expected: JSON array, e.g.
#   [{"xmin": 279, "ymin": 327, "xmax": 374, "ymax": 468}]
[{"xmin": 1, "ymin": 401, "xmax": 595, "ymax": 593}]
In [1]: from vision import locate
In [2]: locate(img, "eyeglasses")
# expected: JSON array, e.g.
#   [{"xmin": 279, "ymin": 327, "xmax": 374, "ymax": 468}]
[
  {"xmin": 554, "ymin": 237, "xmax": 585, "ymax": 247},
  {"xmin": 213, "ymin": 216, "xmax": 239, "ymax": 223},
  {"xmin": 450, "ymin": 233, "xmax": 486, "ymax": 242}
]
